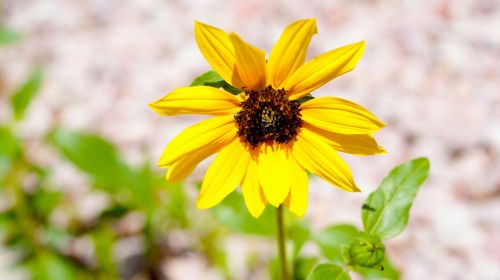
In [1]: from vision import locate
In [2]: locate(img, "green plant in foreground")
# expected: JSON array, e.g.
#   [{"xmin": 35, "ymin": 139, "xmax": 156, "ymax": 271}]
[
  {"xmin": 310, "ymin": 157, "xmax": 429, "ymax": 279},
  {"xmin": 0, "ymin": 77, "xmax": 194, "ymax": 278},
  {"xmin": 0, "ymin": 31, "xmax": 194, "ymax": 279}
]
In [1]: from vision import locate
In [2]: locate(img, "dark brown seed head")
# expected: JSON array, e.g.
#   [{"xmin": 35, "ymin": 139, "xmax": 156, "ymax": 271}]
[{"xmin": 235, "ymin": 86, "xmax": 302, "ymax": 148}]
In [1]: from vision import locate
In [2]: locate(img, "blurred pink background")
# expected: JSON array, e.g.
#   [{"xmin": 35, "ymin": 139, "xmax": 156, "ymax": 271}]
[{"xmin": 1, "ymin": 0, "xmax": 499, "ymax": 279}]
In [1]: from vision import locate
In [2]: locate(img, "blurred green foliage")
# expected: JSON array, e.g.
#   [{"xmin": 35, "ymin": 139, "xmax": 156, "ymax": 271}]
[
  {"xmin": 11, "ymin": 68, "xmax": 44, "ymax": 120},
  {"xmin": 306, "ymin": 264, "xmax": 350, "ymax": 280},
  {"xmin": 211, "ymin": 190, "xmax": 276, "ymax": 236},
  {"xmin": 0, "ymin": 26, "xmax": 21, "ymax": 46},
  {"xmin": 314, "ymin": 224, "xmax": 359, "ymax": 263},
  {"xmin": 1, "ymin": 95, "xmax": 193, "ymax": 279},
  {"xmin": 0, "ymin": 32, "xmax": 197, "ymax": 278}
]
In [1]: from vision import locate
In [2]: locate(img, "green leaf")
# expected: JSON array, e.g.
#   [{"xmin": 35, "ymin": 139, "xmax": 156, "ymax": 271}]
[
  {"xmin": 99, "ymin": 204, "xmax": 130, "ymax": 220},
  {"xmin": 354, "ymin": 257, "xmax": 400, "ymax": 280},
  {"xmin": 29, "ymin": 252, "xmax": 78, "ymax": 280},
  {"xmin": 0, "ymin": 26, "xmax": 21, "ymax": 46},
  {"xmin": 126, "ymin": 162, "xmax": 160, "ymax": 213},
  {"xmin": 293, "ymin": 257, "xmax": 318, "ymax": 280},
  {"xmin": 190, "ymin": 70, "xmax": 223, "ymax": 86},
  {"xmin": 162, "ymin": 181, "xmax": 189, "ymax": 227},
  {"xmin": 269, "ymin": 256, "xmax": 280, "ymax": 280},
  {"xmin": 0, "ymin": 126, "xmax": 22, "ymax": 178},
  {"xmin": 92, "ymin": 225, "xmax": 118, "ymax": 277},
  {"xmin": 313, "ymin": 224, "xmax": 360, "ymax": 263},
  {"xmin": 190, "ymin": 70, "xmax": 242, "ymax": 94},
  {"xmin": 211, "ymin": 191, "xmax": 275, "ymax": 236},
  {"xmin": 48, "ymin": 129, "xmax": 134, "ymax": 192},
  {"xmin": 11, "ymin": 68, "xmax": 44, "ymax": 120},
  {"xmin": 204, "ymin": 242, "xmax": 229, "ymax": 279},
  {"xmin": 296, "ymin": 94, "xmax": 314, "ymax": 104},
  {"xmin": 0, "ymin": 157, "xmax": 10, "ymax": 180},
  {"xmin": 362, "ymin": 157, "xmax": 430, "ymax": 240},
  {"xmin": 306, "ymin": 263, "xmax": 351, "ymax": 280},
  {"xmin": 0, "ymin": 127, "xmax": 20, "ymax": 156},
  {"xmin": 31, "ymin": 188, "xmax": 61, "ymax": 219},
  {"xmin": 197, "ymin": 227, "xmax": 230, "ymax": 278},
  {"xmin": 41, "ymin": 225, "xmax": 72, "ymax": 251},
  {"xmin": 0, "ymin": 211, "xmax": 25, "ymax": 248},
  {"xmin": 135, "ymin": 160, "xmax": 188, "ymax": 225},
  {"xmin": 289, "ymin": 221, "xmax": 310, "ymax": 258},
  {"xmin": 49, "ymin": 129, "xmax": 170, "ymax": 214}
]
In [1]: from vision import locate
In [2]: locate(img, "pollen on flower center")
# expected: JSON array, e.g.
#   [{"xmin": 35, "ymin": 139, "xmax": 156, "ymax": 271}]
[{"xmin": 235, "ymin": 86, "xmax": 302, "ymax": 148}]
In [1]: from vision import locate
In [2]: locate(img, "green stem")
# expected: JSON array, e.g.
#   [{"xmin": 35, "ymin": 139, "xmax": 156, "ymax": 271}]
[{"xmin": 276, "ymin": 205, "xmax": 289, "ymax": 280}]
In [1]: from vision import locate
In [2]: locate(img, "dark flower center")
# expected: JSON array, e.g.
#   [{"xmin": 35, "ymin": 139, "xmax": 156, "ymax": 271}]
[{"xmin": 235, "ymin": 86, "xmax": 302, "ymax": 148}]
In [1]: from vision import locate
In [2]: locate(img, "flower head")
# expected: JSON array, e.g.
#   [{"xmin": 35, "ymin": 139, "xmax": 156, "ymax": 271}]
[{"xmin": 149, "ymin": 19, "xmax": 385, "ymax": 217}]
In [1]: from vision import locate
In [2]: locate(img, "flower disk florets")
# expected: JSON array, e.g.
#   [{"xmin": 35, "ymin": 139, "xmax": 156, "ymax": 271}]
[{"xmin": 235, "ymin": 86, "xmax": 302, "ymax": 148}]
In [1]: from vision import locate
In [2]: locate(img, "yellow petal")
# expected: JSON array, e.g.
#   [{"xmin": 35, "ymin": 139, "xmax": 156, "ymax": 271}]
[
  {"xmin": 194, "ymin": 21, "xmax": 244, "ymax": 88},
  {"xmin": 266, "ymin": 19, "xmax": 317, "ymax": 89},
  {"xmin": 303, "ymin": 123, "xmax": 386, "ymax": 155},
  {"xmin": 229, "ymin": 33, "xmax": 266, "ymax": 90},
  {"xmin": 292, "ymin": 129, "xmax": 360, "ymax": 192},
  {"xmin": 197, "ymin": 139, "xmax": 250, "ymax": 209},
  {"xmin": 149, "ymin": 86, "xmax": 241, "ymax": 116},
  {"xmin": 158, "ymin": 115, "xmax": 236, "ymax": 167},
  {"xmin": 166, "ymin": 142, "xmax": 224, "ymax": 183},
  {"xmin": 285, "ymin": 158, "xmax": 309, "ymax": 216},
  {"xmin": 286, "ymin": 41, "xmax": 365, "ymax": 99},
  {"xmin": 300, "ymin": 97, "xmax": 385, "ymax": 134},
  {"xmin": 241, "ymin": 157, "xmax": 267, "ymax": 217},
  {"xmin": 258, "ymin": 144, "xmax": 292, "ymax": 207}
]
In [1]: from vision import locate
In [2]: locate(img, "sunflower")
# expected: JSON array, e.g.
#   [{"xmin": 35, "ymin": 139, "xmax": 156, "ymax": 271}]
[{"xmin": 150, "ymin": 19, "xmax": 385, "ymax": 218}]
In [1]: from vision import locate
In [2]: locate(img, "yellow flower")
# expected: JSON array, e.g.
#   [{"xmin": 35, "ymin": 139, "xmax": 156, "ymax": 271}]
[{"xmin": 149, "ymin": 19, "xmax": 385, "ymax": 218}]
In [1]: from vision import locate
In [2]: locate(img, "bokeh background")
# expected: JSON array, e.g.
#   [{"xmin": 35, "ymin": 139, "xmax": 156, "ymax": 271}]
[{"xmin": 1, "ymin": 0, "xmax": 500, "ymax": 279}]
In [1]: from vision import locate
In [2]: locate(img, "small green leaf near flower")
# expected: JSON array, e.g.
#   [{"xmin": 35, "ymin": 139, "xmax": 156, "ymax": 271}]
[
  {"xmin": 191, "ymin": 70, "xmax": 243, "ymax": 94},
  {"xmin": 295, "ymin": 94, "xmax": 314, "ymax": 104}
]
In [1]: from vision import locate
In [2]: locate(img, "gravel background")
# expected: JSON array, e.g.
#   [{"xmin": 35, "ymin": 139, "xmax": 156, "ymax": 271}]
[{"xmin": 1, "ymin": 0, "xmax": 500, "ymax": 279}]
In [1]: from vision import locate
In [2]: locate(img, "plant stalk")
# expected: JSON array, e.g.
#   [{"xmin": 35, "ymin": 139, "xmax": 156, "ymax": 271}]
[{"xmin": 276, "ymin": 205, "xmax": 289, "ymax": 280}]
